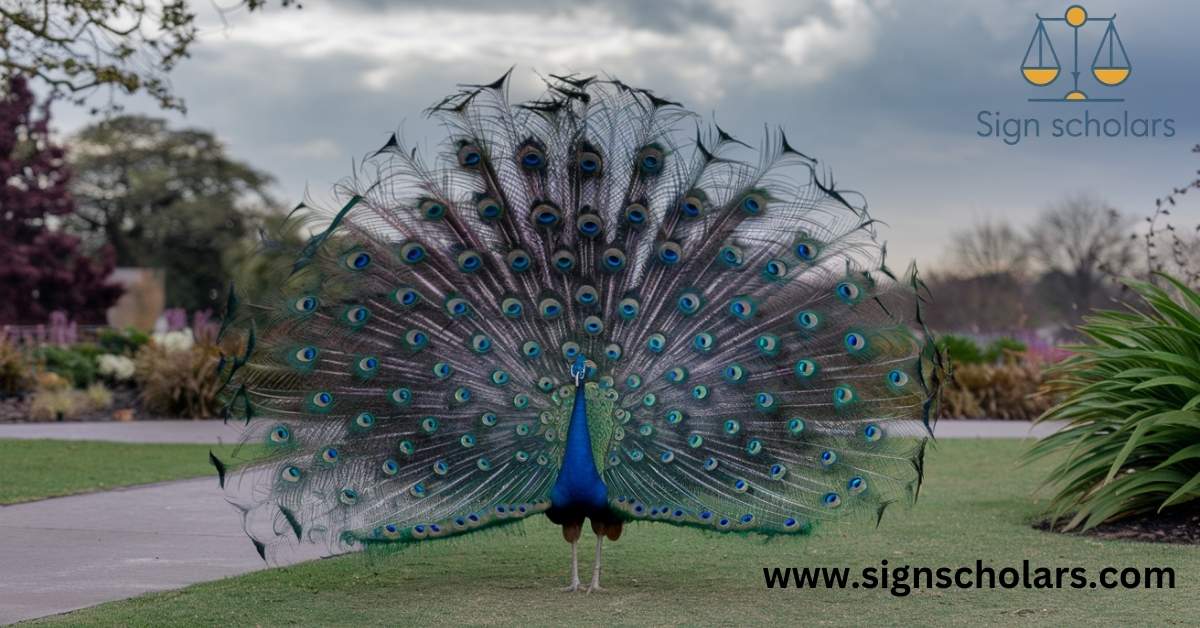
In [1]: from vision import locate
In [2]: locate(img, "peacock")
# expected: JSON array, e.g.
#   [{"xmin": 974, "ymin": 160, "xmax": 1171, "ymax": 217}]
[{"xmin": 212, "ymin": 70, "xmax": 944, "ymax": 592}]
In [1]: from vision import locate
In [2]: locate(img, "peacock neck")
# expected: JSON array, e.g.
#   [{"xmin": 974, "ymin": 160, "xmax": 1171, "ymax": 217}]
[{"xmin": 548, "ymin": 382, "xmax": 608, "ymax": 512}]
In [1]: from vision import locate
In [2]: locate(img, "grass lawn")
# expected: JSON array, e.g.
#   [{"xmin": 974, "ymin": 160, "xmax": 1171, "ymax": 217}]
[
  {"xmin": 25, "ymin": 439, "xmax": 1200, "ymax": 626},
  {"xmin": 0, "ymin": 439, "xmax": 237, "ymax": 505}
]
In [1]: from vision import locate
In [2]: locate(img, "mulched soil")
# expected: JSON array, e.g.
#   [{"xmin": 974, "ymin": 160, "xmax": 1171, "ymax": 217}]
[
  {"xmin": 0, "ymin": 387, "xmax": 160, "ymax": 423},
  {"xmin": 1034, "ymin": 503, "xmax": 1200, "ymax": 545}
]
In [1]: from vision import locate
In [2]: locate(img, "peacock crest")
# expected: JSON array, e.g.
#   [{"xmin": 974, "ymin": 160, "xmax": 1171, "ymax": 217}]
[{"xmin": 214, "ymin": 70, "xmax": 944, "ymax": 587}]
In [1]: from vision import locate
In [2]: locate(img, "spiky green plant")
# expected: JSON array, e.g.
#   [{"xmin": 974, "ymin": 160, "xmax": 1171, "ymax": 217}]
[{"xmin": 1027, "ymin": 274, "xmax": 1200, "ymax": 531}]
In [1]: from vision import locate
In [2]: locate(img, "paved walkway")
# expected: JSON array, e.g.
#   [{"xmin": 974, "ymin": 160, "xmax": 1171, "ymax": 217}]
[
  {"xmin": 0, "ymin": 418, "xmax": 1066, "ymax": 623},
  {"xmin": 0, "ymin": 418, "xmax": 1067, "ymax": 445},
  {"xmin": 0, "ymin": 478, "xmax": 326, "ymax": 625}
]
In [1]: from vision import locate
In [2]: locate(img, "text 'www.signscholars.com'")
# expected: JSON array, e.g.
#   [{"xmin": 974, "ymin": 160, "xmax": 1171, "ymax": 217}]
[{"xmin": 763, "ymin": 560, "xmax": 1175, "ymax": 597}]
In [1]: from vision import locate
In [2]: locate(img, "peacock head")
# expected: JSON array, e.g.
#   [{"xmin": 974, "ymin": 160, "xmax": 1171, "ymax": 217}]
[{"xmin": 570, "ymin": 354, "xmax": 588, "ymax": 386}]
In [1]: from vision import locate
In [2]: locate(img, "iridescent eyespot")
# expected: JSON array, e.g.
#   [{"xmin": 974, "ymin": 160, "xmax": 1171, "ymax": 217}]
[
  {"xmin": 834, "ymin": 385, "xmax": 855, "ymax": 405},
  {"xmin": 723, "ymin": 363, "xmax": 746, "ymax": 383},
  {"xmin": 294, "ymin": 346, "xmax": 318, "ymax": 363},
  {"xmin": 647, "ymin": 333, "xmax": 666, "ymax": 353},
  {"xmin": 746, "ymin": 439, "xmax": 763, "ymax": 455},
  {"xmin": 515, "ymin": 422, "xmax": 532, "ymax": 436},
  {"xmin": 664, "ymin": 367, "xmax": 688, "ymax": 384},
  {"xmin": 480, "ymin": 412, "xmax": 498, "ymax": 427},
  {"xmin": 718, "ymin": 245, "xmax": 744, "ymax": 268},
  {"xmin": 469, "ymin": 333, "xmax": 492, "ymax": 354},
  {"xmin": 399, "ymin": 241, "xmax": 426, "ymax": 264},
  {"xmin": 692, "ymin": 332, "xmax": 715, "ymax": 352},
  {"xmin": 756, "ymin": 334, "xmax": 779, "ymax": 356},
  {"xmin": 794, "ymin": 239, "xmax": 820, "ymax": 262},
  {"xmin": 578, "ymin": 150, "xmax": 604, "ymax": 174},
  {"xmin": 432, "ymin": 362, "xmax": 454, "ymax": 379},
  {"xmin": 452, "ymin": 387, "xmax": 471, "ymax": 404},
  {"xmin": 410, "ymin": 483, "xmax": 427, "ymax": 499},
  {"xmin": 513, "ymin": 393, "xmax": 530, "ymax": 410},
  {"xmin": 604, "ymin": 343, "xmax": 622, "ymax": 360},
  {"xmin": 577, "ymin": 213, "xmax": 603, "ymax": 238},
  {"xmin": 355, "ymin": 356, "xmax": 379, "ymax": 378},
  {"xmin": 501, "ymin": 297, "xmax": 523, "ymax": 318},
  {"xmin": 823, "ymin": 492, "xmax": 842, "ymax": 508},
  {"xmin": 418, "ymin": 198, "xmax": 446, "ymax": 220},
  {"xmin": 732, "ymin": 478, "xmax": 749, "ymax": 493},
  {"xmin": 344, "ymin": 250, "xmax": 371, "ymax": 270},
  {"xmin": 794, "ymin": 359, "xmax": 817, "ymax": 379},
  {"xmin": 445, "ymin": 296, "xmax": 471, "ymax": 318},
  {"xmin": 311, "ymin": 391, "xmax": 333, "ymax": 408},
  {"xmin": 637, "ymin": 145, "xmax": 664, "ymax": 175},
  {"xmin": 795, "ymin": 310, "xmax": 820, "ymax": 330},
  {"xmin": 539, "ymin": 297, "xmax": 564, "ymax": 319},
  {"xmin": 864, "ymin": 423, "xmax": 882, "ymax": 442},
  {"xmin": 691, "ymin": 384, "xmax": 708, "ymax": 400},
  {"xmin": 688, "ymin": 433, "xmax": 704, "ymax": 448},
  {"xmin": 703, "ymin": 457, "xmax": 719, "ymax": 471},
  {"xmin": 787, "ymin": 417, "xmax": 806, "ymax": 436},
  {"xmin": 393, "ymin": 286, "xmax": 420, "ymax": 308},
  {"xmin": 582, "ymin": 316, "xmax": 604, "ymax": 335},
  {"xmin": 532, "ymin": 202, "xmax": 561, "ymax": 228},
  {"xmin": 382, "ymin": 459, "xmax": 399, "ymax": 476},
  {"xmin": 354, "ymin": 412, "xmax": 375, "ymax": 429},
  {"xmin": 677, "ymin": 291, "xmax": 702, "ymax": 315},
  {"xmin": 522, "ymin": 340, "xmax": 542, "ymax": 358},
  {"xmin": 618, "ymin": 297, "xmax": 640, "ymax": 320},
  {"xmin": 641, "ymin": 393, "xmax": 656, "ymax": 408},
  {"xmin": 320, "ymin": 447, "xmax": 339, "ymax": 464},
  {"xmin": 505, "ymin": 249, "xmax": 531, "ymax": 272},
  {"xmin": 457, "ymin": 142, "xmax": 483, "ymax": 167},
  {"xmin": 769, "ymin": 463, "xmax": 787, "ymax": 480},
  {"xmin": 433, "ymin": 459, "xmax": 450, "ymax": 475},
  {"xmin": 490, "ymin": 370, "xmax": 510, "ymax": 386},
  {"xmin": 537, "ymin": 377, "xmax": 555, "ymax": 393},
  {"xmin": 339, "ymin": 487, "xmax": 359, "ymax": 505},
  {"xmin": 624, "ymin": 203, "xmax": 648, "ymax": 225},
  {"xmin": 281, "ymin": 465, "xmax": 302, "ymax": 482},
  {"xmin": 657, "ymin": 241, "xmax": 682, "ymax": 265},
  {"xmin": 741, "ymin": 191, "xmax": 767, "ymax": 215},
  {"xmin": 836, "ymin": 281, "xmax": 862, "ymax": 303},
  {"xmin": 888, "ymin": 370, "xmax": 909, "ymax": 387},
  {"xmin": 844, "ymin": 332, "xmax": 866, "ymax": 353},
  {"xmin": 398, "ymin": 439, "xmax": 415, "ymax": 456},
  {"xmin": 457, "ymin": 250, "xmax": 483, "ymax": 272},
  {"xmin": 723, "ymin": 419, "xmax": 740, "ymax": 435},
  {"xmin": 762, "ymin": 259, "xmax": 788, "ymax": 281},
  {"xmin": 625, "ymin": 374, "xmax": 643, "ymax": 390},
  {"xmin": 660, "ymin": 450, "xmax": 675, "ymax": 464},
  {"xmin": 728, "ymin": 296, "xmax": 756, "ymax": 320},
  {"xmin": 293, "ymin": 295, "xmax": 318, "ymax": 313},
  {"xmin": 404, "ymin": 329, "xmax": 429, "ymax": 351},
  {"xmin": 551, "ymin": 249, "xmax": 576, "ymax": 273},
  {"xmin": 753, "ymin": 392, "xmax": 774, "ymax": 411},
  {"xmin": 390, "ymin": 388, "xmax": 412, "ymax": 406},
  {"xmin": 477, "ymin": 457, "xmax": 492, "ymax": 471},
  {"xmin": 665, "ymin": 409, "xmax": 684, "ymax": 424},
  {"xmin": 420, "ymin": 416, "xmax": 439, "ymax": 433},
  {"xmin": 269, "ymin": 424, "xmax": 291, "ymax": 443},
  {"xmin": 343, "ymin": 306, "xmax": 370, "ymax": 326},
  {"xmin": 602, "ymin": 248, "xmax": 626, "ymax": 272},
  {"xmin": 516, "ymin": 142, "xmax": 546, "ymax": 170},
  {"xmin": 561, "ymin": 341, "xmax": 581, "ymax": 359},
  {"xmin": 848, "ymin": 476, "xmax": 866, "ymax": 494},
  {"xmin": 575, "ymin": 285, "xmax": 599, "ymax": 305},
  {"xmin": 679, "ymin": 190, "xmax": 706, "ymax": 218}
]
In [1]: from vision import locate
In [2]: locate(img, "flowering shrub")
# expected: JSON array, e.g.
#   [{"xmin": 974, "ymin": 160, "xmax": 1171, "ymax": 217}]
[
  {"xmin": 97, "ymin": 354, "xmax": 136, "ymax": 381},
  {"xmin": 151, "ymin": 329, "xmax": 196, "ymax": 353}
]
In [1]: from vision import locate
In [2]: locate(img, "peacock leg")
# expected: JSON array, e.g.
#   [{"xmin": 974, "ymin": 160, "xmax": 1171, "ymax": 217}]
[
  {"xmin": 562, "ymin": 540, "xmax": 581, "ymax": 592},
  {"xmin": 586, "ymin": 535, "xmax": 604, "ymax": 593}
]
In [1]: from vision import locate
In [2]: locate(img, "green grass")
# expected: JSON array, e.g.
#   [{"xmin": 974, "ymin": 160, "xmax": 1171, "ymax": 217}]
[
  {"xmin": 25, "ymin": 440, "xmax": 1200, "ymax": 626},
  {"xmin": 0, "ymin": 439, "xmax": 235, "ymax": 505}
]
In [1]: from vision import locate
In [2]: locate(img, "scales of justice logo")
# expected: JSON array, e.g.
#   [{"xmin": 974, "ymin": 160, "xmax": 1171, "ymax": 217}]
[{"xmin": 1021, "ymin": 4, "xmax": 1130, "ymax": 102}]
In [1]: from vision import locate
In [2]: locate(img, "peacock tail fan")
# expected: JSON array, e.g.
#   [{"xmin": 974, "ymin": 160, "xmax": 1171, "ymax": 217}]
[{"xmin": 214, "ymin": 70, "xmax": 945, "ymax": 561}]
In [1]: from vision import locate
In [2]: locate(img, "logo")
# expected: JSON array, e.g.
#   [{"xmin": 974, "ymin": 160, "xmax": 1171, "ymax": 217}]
[{"xmin": 1021, "ymin": 4, "xmax": 1130, "ymax": 102}]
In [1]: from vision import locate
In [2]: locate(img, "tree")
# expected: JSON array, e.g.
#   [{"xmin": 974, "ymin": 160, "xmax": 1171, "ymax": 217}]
[
  {"xmin": 0, "ymin": 1, "xmax": 298, "ymax": 112},
  {"xmin": 68, "ymin": 115, "xmax": 278, "ymax": 311},
  {"xmin": 1028, "ymin": 194, "xmax": 1134, "ymax": 321},
  {"xmin": 947, "ymin": 219, "xmax": 1028, "ymax": 278},
  {"xmin": 0, "ymin": 74, "xmax": 120, "ymax": 323}
]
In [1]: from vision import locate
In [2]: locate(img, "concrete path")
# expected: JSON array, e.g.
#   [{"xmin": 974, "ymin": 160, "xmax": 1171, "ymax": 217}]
[
  {"xmin": 0, "ymin": 418, "xmax": 1067, "ymax": 445},
  {"xmin": 0, "ymin": 418, "xmax": 1067, "ymax": 623},
  {"xmin": 0, "ymin": 477, "xmax": 326, "ymax": 625}
]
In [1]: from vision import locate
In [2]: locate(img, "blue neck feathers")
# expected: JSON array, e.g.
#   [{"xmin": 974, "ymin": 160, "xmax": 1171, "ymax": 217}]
[{"xmin": 548, "ymin": 381, "xmax": 608, "ymax": 512}]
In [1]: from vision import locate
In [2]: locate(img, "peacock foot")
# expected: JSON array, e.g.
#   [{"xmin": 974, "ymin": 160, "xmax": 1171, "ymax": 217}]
[
  {"xmin": 586, "ymin": 583, "xmax": 604, "ymax": 594},
  {"xmin": 562, "ymin": 581, "xmax": 582, "ymax": 593}
]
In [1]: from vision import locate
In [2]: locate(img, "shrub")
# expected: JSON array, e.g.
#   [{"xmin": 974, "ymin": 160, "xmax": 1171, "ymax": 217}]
[
  {"xmin": 938, "ymin": 334, "xmax": 985, "ymax": 365},
  {"xmin": 97, "ymin": 354, "xmax": 136, "ymax": 382},
  {"xmin": 36, "ymin": 344, "xmax": 99, "ymax": 387},
  {"xmin": 29, "ymin": 388, "xmax": 83, "ymax": 421},
  {"xmin": 98, "ymin": 327, "xmax": 151, "ymax": 356},
  {"xmin": 134, "ymin": 341, "xmax": 222, "ymax": 418},
  {"xmin": 984, "ymin": 337, "xmax": 1028, "ymax": 363},
  {"xmin": 0, "ymin": 336, "xmax": 31, "ymax": 396},
  {"xmin": 84, "ymin": 383, "xmax": 114, "ymax": 410},
  {"xmin": 941, "ymin": 360, "xmax": 1057, "ymax": 420},
  {"xmin": 1026, "ymin": 275, "xmax": 1200, "ymax": 530}
]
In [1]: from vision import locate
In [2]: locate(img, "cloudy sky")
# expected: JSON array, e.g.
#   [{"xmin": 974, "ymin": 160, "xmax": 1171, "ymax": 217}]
[{"xmin": 53, "ymin": 0, "xmax": 1200, "ymax": 270}]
